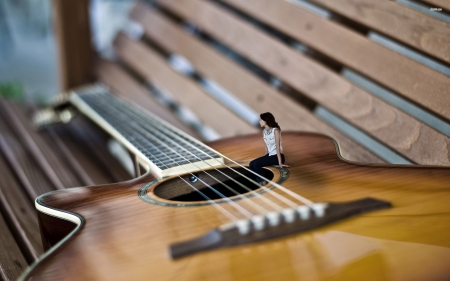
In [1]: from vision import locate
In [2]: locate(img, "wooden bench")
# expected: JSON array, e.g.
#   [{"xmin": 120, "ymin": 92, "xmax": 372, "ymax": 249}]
[{"xmin": 0, "ymin": 0, "xmax": 449, "ymax": 279}]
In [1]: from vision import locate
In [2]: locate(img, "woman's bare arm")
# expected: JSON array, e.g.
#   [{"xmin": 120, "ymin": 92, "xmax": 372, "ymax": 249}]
[{"xmin": 274, "ymin": 129, "xmax": 289, "ymax": 167}]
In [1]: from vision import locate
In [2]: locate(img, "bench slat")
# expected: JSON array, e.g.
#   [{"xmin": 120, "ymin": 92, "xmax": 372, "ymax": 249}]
[
  {"xmin": 0, "ymin": 156, "xmax": 42, "ymax": 261},
  {"xmin": 187, "ymin": 0, "xmax": 450, "ymax": 121},
  {"xmin": 67, "ymin": 117, "xmax": 132, "ymax": 183},
  {"xmin": 0, "ymin": 117, "xmax": 55, "ymax": 200},
  {"xmin": 114, "ymin": 33, "xmax": 258, "ymax": 138},
  {"xmin": 307, "ymin": 0, "xmax": 450, "ymax": 63},
  {"xmin": 44, "ymin": 127, "xmax": 96, "ymax": 186},
  {"xmin": 0, "ymin": 212, "xmax": 28, "ymax": 281},
  {"xmin": 95, "ymin": 59, "xmax": 202, "ymax": 140},
  {"xmin": 50, "ymin": 120, "xmax": 123, "ymax": 185},
  {"xmin": 131, "ymin": 5, "xmax": 383, "ymax": 164},
  {"xmin": 158, "ymin": 0, "xmax": 450, "ymax": 166},
  {"xmin": 2, "ymin": 102, "xmax": 82, "ymax": 189}
]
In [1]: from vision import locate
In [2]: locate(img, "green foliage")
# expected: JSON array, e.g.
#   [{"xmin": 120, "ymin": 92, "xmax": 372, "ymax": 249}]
[{"xmin": 0, "ymin": 81, "xmax": 24, "ymax": 100}]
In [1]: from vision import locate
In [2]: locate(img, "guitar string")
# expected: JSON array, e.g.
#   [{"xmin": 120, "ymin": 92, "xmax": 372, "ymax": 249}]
[
  {"xmin": 86, "ymin": 91, "xmax": 315, "ymax": 209},
  {"xmin": 96, "ymin": 91, "xmax": 315, "ymax": 207},
  {"xmin": 76, "ymin": 93, "xmax": 242, "ymax": 222},
  {"xmin": 105, "ymin": 93, "xmax": 314, "ymax": 207},
  {"xmin": 104, "ymin": 96, "xmax": 285, "ymax": 212},
  {"xmin": 107, "ymin": 110, "xmax": 256, "ymax": 218},
  {"xmin": 102, "ymin": 93, "xmax": 306, "ymax": 209},
  {"xmin": 89, "ymin": 94, "xmax": 257, "ymax": 219}
]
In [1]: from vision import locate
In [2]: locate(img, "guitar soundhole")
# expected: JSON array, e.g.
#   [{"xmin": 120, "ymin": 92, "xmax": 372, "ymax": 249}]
[{"xmin": 154, "ymin": 167, "xmax": 275, "ymax": 202}]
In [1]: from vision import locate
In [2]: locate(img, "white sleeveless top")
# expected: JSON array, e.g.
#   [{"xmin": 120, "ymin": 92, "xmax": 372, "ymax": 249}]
[{"xmin": 263, "ymin": 127, "xmax": 282, "ymax": 156}]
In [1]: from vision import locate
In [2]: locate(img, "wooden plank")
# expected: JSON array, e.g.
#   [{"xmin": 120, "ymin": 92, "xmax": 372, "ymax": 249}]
[
  {"xmin": 0, "ymin": 212, "xmax": 28, "ymax": 281},
  {"xmin": 50, "ymin": 119, "xmax": 122, "ymax": 185},
  {"xmin": 113, "ymin": 33, "xmax": 258, "ymax": 138},
  {"xmin": 44, "ymin": 127, "xmax": 96, "ymax": 187},
  {"xmin": 172, "ymin": 0, "xmax": 450, "ymax": 122},
  {"xmin": 53, "ymin": 0, "xmax": 93, "ymax": 90},
  {"xmin": 157, "ymin": 0, "xmax": 450, "ymax": 166},
  {"xmin": 131, "ymin": 5, "xmax": 383, "ymax": 164},
  {"xmin": 1, "ymin": 101, "xmax": 82, "ymax": 189},
  {"xmin": 306, "ymin": 0, "xmax": 450, "ymax": 64},
  {"xmin": 95, "ymin": 59, "xmax": 202, "ymax": 140},
  {"xmin": 0, "ymin": 109, "xmax": 54, "ymax": 199},
  {"xmin": 0, "ymin": 153, "xmax": 42, "ymax": 262},
  {"xmin": 67, "ymin": 115, "xmax": 132, "ymax": 183}
]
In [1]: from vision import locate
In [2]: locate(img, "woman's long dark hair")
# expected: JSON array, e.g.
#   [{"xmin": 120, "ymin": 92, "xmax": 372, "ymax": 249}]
[{"xmin": 260, "ymin": 112, "xmax": 280, "ymax": 130}]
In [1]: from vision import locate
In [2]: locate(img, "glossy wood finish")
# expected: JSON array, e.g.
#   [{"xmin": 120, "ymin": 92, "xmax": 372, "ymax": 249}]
[
  {"xmin": 130, "ymin": 4, "xmax": 382, "ymax": 164},
  {"xmin": 307, "ymin": 0, "xmax": 450, "ymax": 63},
  {"xmin": 23, "ymin": 133, "xmax": 450, "ymax": 280},
  {"xmin": 38, "ymin": 212, "xmax": 76, "ymax": 252}
]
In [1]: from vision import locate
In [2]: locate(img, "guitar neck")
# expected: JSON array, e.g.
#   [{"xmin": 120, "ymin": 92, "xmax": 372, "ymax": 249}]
[{"xmin": 69, "ymin": 84, "xmax": 223, "ymax": 179}]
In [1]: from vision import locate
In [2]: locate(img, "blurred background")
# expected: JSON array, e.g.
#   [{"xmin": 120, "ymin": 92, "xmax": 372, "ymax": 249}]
[{"xmin": 0, "ymin": 0, "xmax": 140, "ymax": 102}]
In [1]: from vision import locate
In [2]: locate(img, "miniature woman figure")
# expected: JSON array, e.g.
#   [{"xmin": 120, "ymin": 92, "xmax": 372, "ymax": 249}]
[{"xmin": 249, "ymin": 112, "xmax": 289, "ymax": 185}]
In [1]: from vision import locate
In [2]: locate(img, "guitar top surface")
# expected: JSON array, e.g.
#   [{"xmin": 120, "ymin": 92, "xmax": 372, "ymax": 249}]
[{"xmin": 23, "ymin": 132, "xmax": 450, "ymax": 281}]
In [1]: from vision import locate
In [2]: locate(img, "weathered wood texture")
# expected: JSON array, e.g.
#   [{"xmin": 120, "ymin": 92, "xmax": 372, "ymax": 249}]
[
  {"xmin": 213, "ymin": 0, "xmax": 450, "ymax": 121},
  {"xmin": 53, "ymin": 0, "xmax": 94, "ymax": 90},
  {"xmin": 0, "ymin": 149, "xmax": 42, "ymax": 262},
  {"xmin": 0, "ymin": 212, "xmax": 28, "ymax": 281},
  {"xmin": 307, "ymin": 0, "xmax": 450, "ymax": 63}
]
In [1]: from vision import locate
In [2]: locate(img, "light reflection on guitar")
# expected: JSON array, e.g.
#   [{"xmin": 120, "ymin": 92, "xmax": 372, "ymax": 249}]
[{"xmin": 20, "ymin": 84, "xmax": 450, "ymax": 281}]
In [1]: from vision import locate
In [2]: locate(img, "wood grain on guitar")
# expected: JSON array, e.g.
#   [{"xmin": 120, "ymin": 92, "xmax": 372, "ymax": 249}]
[{"xmin": 20, "ymin": 85, "xmax": 450, "ymax": 281}]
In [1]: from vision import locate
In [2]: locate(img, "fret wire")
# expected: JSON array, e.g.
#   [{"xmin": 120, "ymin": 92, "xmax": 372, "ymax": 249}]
[
  {"xmin": 78, "ymin": 93, "xmax": 240, "ymax": 221},
  {"xmin": 87, "ymin": 93, "xmax": 255, "ymax": 218},
  {"xmin": 110, "ymin": 103, "xmax": 271, "ymax": 214},
  {"xmin": 101, "ymin": 94, "xmax": 216, "ymax": 156},
  {"xmin": 99, "ymin": 99, "xmax": 216, "ymax": 165},
  {"xmin": 89, "ymin": 94, "xmax": 214, "ymax": 163},
  {"xmin": 84, "ymin": 99, "xmax": 175, "ymax": 168}
]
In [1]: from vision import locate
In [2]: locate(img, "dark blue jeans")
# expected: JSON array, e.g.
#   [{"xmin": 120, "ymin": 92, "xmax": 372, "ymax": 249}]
[{"xmin": 249, "ymin": 154, "xmax": 285, "ymax": 184}]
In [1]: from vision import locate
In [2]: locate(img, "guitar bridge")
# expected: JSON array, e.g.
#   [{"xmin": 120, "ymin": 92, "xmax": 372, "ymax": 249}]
[{"xmin": 169, "ymin": 198, "xmax": 391, "ymax": 259}]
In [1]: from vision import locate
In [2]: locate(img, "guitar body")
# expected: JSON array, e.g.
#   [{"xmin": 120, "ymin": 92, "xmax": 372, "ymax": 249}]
[{"xmin": 24, "ymin": 133, "xmax": 450, "ymax": 281}]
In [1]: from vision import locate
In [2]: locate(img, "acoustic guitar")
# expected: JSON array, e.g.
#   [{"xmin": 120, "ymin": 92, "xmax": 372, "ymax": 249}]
[{"xmin": 20, "ymin": 84, "xmax": 450, "ymax": 280}]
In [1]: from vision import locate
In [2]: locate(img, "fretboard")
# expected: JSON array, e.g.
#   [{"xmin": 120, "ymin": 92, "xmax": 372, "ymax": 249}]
[{"xmin": 69, "ymin": 84, "xmax": 223, "ymax": 179}]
